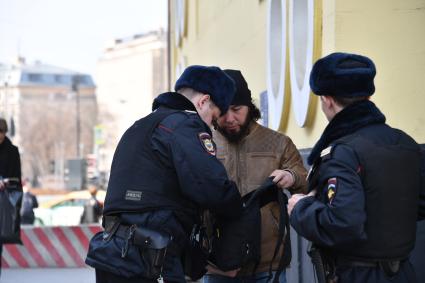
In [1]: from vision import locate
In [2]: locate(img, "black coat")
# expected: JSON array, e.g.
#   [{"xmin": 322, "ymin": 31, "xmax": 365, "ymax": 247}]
[
  {"xmin": 0, "ymin": 136, "xmax": 21, "ymax": 180},
  {"xmin": 0, "ymin": 136, "xmax": 22, "ymax": 245}
]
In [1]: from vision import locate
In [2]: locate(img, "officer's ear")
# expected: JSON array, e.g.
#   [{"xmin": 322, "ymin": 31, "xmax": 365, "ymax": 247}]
[
  {"xmin": 197, "ymin": 94, "xmax": 211, "ymax": 109},
  {"xmin": 320, "ymin": 95, "xmax": 333, "ymax": 108},
  {"xmin": 321, "ymin": 95, "xmax": 343, "ymax": 121}
]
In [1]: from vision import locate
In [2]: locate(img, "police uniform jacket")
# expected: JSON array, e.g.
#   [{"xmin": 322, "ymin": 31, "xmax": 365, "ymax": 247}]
[
  {"xmin": 290, "ymin": 100, "xmax": 421, "ymax": 282},
  {"xmin": 101, "ymin": 92, "xmax": 244, "ymax": 282}
]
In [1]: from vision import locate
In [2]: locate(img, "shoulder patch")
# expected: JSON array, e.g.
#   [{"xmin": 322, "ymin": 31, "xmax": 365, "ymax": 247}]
[
  {"xmin": 198, "ymin": 132, "xmax": 216, "ymax": 156},
  {"xmin": 327, "ymin": 177, "xmax": 337, "ymax": 204}
]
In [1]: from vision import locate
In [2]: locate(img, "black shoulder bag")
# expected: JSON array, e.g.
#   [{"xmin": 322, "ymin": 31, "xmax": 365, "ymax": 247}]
[{"xmin": 209, "ymin": 177, "xmax": 291, "ymax": 282}]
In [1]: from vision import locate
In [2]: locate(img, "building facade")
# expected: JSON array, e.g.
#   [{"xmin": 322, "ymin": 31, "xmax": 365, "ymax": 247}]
[
  {"xmin": 0, "ymin": 58, "xmax": 97, "ymax": 188},
  {"xmin": 169, "ymin": 0, "xmax": 425, "ymax": 281},
  {"xmin": 169, "ymin": 0, "xmax": 425, "ymax": 147},
  {"xmin": 95, "ymin": 29, "xmax": 168, "ymax": 175}
]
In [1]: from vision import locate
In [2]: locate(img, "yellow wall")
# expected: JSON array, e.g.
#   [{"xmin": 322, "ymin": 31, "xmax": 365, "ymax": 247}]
[
  {"xmin": 333, "ymin": 0, "xmax": 425, "ymax": 143},
  {"xmin": 171, "ymin": 0, "xmax": 425, "ymax": 148},
  {"xmin": 171, "ymin": 0, "xmax": 268, "ymax": 97}
]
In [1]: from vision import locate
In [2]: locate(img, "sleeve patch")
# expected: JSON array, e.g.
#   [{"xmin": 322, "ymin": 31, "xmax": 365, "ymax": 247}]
[
  {"xmin": 198, "ymin": 132, "xmax": 216, "ymax": 156},
  {"xmin": 327, "ymin": 177, "xmax": 337, "ymax": 204}
]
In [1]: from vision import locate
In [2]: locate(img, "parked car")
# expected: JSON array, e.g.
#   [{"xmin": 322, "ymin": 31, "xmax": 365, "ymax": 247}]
[{"xmin": 34, "ymin": 189, "xmax": 106, "ymax": 226}]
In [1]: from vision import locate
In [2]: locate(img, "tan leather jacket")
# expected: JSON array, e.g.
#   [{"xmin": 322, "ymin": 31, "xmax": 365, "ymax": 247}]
[{"xmin": 214, "ymin": 122, "xmax": 307, "ymax": 273}]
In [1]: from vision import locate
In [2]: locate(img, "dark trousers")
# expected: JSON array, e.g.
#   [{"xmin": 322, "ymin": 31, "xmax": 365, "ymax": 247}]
[
  {"xmin": 95, "ymin": 269, "xmax": 157, "ymax": 283},
  {"xmin": 0, "ymin": 243, "xmax": 3, "ymax": 278}
]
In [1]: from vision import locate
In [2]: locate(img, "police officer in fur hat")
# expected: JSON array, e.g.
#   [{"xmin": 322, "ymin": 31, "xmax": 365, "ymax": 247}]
[
  {"xmin": 86, "ymin": 65, "xmax": 244, "ymax": 283},
  {"xmin": 288, "ymin": 52, "xmax": 422, "ymax": 282}
]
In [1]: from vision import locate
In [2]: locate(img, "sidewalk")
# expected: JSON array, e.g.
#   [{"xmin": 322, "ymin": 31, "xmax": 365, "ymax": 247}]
[{"xmin": 0, "ymin": 267, "xmax": 94, "ymax": 283}]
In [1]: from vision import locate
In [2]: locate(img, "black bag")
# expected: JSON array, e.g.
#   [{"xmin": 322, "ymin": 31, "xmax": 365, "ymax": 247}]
[
  {"xmin": 0, "ymin": 179, "xmax": 23, "ymax": 244},
  {"xmin": 209, "ymin": 199, "xmax": 262, "ymax": 271},
  {"xmin": 209, "ymin": 177, "xmax": 290, "ymax": 275},
  {"xmin": 86, "ymin": 223, "xmax": 171, "ymax": 279}
]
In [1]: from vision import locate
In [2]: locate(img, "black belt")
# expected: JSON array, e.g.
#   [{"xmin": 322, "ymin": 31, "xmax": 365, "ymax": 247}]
[
  {"xmin": 336, "ymin": 256, "xmax": 404, "ymax": 273},
  {"xmin": 336, "ymin": 257, "xmax": 404, "ymax": 277},
  {"xmin": 336, "ymin": 257, "xmax": 379, "ymax": 268}
]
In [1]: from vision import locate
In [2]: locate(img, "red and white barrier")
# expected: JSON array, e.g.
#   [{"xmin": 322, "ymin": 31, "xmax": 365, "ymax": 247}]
[{"xmin": 1, "ymin": 225, "xmax": 102, "ymax": 268}]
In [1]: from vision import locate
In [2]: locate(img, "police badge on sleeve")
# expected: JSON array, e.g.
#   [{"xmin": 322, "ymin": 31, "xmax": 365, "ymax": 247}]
[
  {"xmin": 327, "ymin": 177, "xmax": 337, "ymax": 204},
  {"xmin": 198, "ymin": 132, "xmax": 216, "ymax": 156}
]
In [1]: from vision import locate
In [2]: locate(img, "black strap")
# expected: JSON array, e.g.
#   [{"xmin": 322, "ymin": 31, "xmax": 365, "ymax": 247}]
[
  {"xmin": 103, "ymin": 217, "xmax": 180, "ymax": 256},
  {"xmin": 336, "ymin": 256, "xmax": 379, "ymax": 268},
  {"xmin": 268, "ymin": 190, "xmax": 291, "ymax": 283},
  {"xmin": 308, "ymin": 245, "xmax": 327, "ymax": 283}
]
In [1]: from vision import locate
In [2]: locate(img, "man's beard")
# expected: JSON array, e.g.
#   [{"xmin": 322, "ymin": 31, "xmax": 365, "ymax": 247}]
[{"xmin": 217, "ymin": 119, "xmax": 252, "ymax": 143}]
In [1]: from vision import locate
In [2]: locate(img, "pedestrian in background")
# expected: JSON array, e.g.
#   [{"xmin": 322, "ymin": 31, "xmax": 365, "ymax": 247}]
[
  {"xmin": 81, "ymin": 184, "xmax": 102, "ymax": 223},
  {"xmin": 288, "ymin": 52, "xmax": 422, "ymax": 282},
  {"xmin": 20, "ymin": 181, "xmax": 38, "ymax": 225},
  {"xmin": 0, "ymin": 117, "xmax": 22, "ymax": 278}
]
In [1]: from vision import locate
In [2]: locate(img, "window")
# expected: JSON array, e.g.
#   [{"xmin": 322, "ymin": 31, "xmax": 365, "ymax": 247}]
[{"xmin": 28, "ymin": 73, "xmax": 43, "ymax": 82}]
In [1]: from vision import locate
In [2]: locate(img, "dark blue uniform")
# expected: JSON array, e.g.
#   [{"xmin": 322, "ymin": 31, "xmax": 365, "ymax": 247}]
[
  {"xmin": 87, "ymin": 92, "xmax": 243, "ymax": 283},
  {"xmin": 290, "ymin": 100, "xmax": 421, "ymax": 283}
]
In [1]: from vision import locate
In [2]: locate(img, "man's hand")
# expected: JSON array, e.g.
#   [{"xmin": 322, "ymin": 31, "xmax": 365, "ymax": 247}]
[
  {"xmin": 270, "ymin": 169, "xmax": 295, "ymax": 189},
  {"xmin": 288, "ymin": 190, "xmax": 316, "ymax": 215},
  {"xmin": 207, "ymin": 264, "xmax": 240, "ymax": 277},
  {"xmin": 0, "ymin": 179, "xmax": 7, "ymax": 191}
]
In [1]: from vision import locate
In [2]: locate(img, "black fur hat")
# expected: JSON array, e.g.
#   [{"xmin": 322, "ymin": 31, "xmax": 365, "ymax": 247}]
[
  {"xmin": 175, "ymin": 65, "xmax": 236, "ymax": 114},
  {"xmin": 310, "ymin": 52, "xmax": 376, "ymax": 97}
]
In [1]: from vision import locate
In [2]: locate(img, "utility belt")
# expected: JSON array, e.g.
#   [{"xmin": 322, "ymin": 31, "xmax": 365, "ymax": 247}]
[
  {"xmin": 104, "ymin": 218, "xmax": 179, "ymax": 256},
  {"xmin": 308, "ymin": 245, "xmax": 405, "ymax": 283},
  {"xmin": 85, "ymin": 215, "xmax": 175, "ymax": 280},
  {"xmin": 336, "ymin": 256, "xmax": 404, "ymax": 278}
]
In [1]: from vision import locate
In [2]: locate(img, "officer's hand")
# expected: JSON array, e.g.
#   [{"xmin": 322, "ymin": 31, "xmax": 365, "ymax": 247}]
[
  {"xmin": 206, "ymin": 264, "xmax": 240, "ymax": 277},
  {"xmin": 288, "ymin": 194, "xmax": 308, "ymax": 215},
  {"xmin": 270, "ymin": 169, "xmax": 295, "ymax": 189}
]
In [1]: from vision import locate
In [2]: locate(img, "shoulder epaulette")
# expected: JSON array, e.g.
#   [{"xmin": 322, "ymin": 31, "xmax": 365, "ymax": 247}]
[{"xmin": 320, "ymin": 146, "xmax": 333, "ymax": 160}]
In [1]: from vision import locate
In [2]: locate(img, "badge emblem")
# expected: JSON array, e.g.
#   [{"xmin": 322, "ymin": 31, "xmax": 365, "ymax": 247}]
[
  {"xmin": 198, "ymin": 132, "xmax": 216, "ymax": 156},
  {"xmin": 327, "ymin": 177, "xmax": 337, "ymax": 204}
]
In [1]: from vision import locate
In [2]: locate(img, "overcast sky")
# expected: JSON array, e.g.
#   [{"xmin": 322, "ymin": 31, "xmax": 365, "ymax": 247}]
[{"xmin": 0, "ymin": 0, "xmax": 167, "ymax": 75}]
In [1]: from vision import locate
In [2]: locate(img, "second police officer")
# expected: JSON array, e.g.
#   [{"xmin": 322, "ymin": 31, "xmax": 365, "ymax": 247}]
[{"xmin": 288, "ymin": 52, "xmax": 422, "ymax": 283}]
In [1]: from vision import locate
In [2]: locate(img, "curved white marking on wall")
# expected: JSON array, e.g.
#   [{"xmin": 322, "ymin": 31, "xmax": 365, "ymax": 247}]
[
  {"xmin": 174, "ymin": 0, "xmax": 186, "ymax": 47},
  {"xmin": 288, "ymin": 0, "xmax": 314, "ymax": 127},
  {"xmin": 175, "ymin": 55, "xmax": 187, "ymax": 84},
  {"xmin": 266, "ymin": 0, "xmax": 287, "ymax": 130}
]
